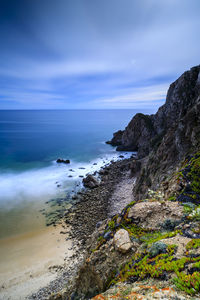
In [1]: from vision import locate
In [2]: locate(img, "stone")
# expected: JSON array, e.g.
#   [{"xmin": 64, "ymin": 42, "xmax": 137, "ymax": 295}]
[
  {"xmin": 56, "ymin": 158, "xmax": 70, "ymax": 164},
  {"xmin": 130, "ymin": 160, "xmax": 141, "ymax": 176},
  {"xmin": 106, "ymin": 130, "xmax": 124, "ymax": 146},
  {"xmin": 83, "ymin": 175, "xmax": 100, "ymax": 189},
  {"xmin": 113, "ymin": 229, "xmax": 132, "ymax": 253},
  {"xmin": 128, "ymin": 201, "xmax": 183, "ymax": 230},
  {"xmin": 148, "ymin": 241, "xmax": 167, "ymax": 257}
]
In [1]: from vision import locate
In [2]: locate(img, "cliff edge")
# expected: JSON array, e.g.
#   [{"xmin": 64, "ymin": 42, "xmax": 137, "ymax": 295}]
[{"xmin": 107, "ymin": 65, "xmax": 200, "ymax": 159}]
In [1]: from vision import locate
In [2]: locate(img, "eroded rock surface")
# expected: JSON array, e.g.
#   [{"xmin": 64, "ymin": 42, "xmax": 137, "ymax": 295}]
[
  {"xmin": 83, "ymin": 175, "xmax": 100, "ymax": 189},
  {"xmin": 108, "ymin": 65, "xmax": 200, "ymax": 162},
  {"xmin": 113, "ymin": 229, "xmax": 132, "ymax": 253},
  {"xmin": 128, "ymin": 201, "xmax": 183, "ymax": 230}
]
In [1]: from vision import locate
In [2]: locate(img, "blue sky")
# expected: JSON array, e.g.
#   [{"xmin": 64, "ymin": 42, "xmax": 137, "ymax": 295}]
[{"xmin": 0, "ymin": 0, "xmax": 200, "ymax": 111}]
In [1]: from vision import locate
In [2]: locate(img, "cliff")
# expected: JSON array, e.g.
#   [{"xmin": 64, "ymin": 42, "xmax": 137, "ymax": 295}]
[
  {"xmin": 49, "ymin": 66, "xmax": 200, "ymax": 300},
  {"xmin": 107, "ymin": 65, "xmax": 200, "ymax": 159},
  {"xmin": 108, "ymin": 65, "xmax": 200, "ymax": 199}
]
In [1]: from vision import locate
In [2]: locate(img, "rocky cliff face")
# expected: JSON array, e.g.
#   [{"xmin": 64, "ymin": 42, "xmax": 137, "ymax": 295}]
[
  {"xmin": 107, "ymin": 65, "xmax": 200, "ymax": 160},
  {"xmin": 107, "ymin": 65, "xmax": 200, "ymax": 199}
]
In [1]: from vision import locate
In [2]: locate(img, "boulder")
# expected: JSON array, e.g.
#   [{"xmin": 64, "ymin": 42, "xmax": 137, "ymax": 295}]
[
  {"xmin": 83, "ymin": 175, "xmax": 100, "ymax": 189},
  {"xmin": 128, "ymin": 201, "xmax": 183, "ymax": 230},
  {"xmin": 148, "ymin": 242, "xmax": 167, "ymax": 258},
  {"xmin": 113, "ymin": 229, "xmax": 132, "ymax": 253},
  {"xmin": 56, "ymin": 158, "xmax": 70, "ymax": 164}
]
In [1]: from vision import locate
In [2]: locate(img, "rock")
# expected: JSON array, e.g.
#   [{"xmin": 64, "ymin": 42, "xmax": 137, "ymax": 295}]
[
  {"xmin": 107, "ymin": 65, "xmax": 200, "ymax": 199},
  {"xmin": 108, "ymin": 65, "xmax": 200, "ymax": 160},
  {"xmin": 148, "ymin": 241, "xmax": 167, "ymax": 257},
  {"xmin": 130, "ymin": 160, "xmax": 141, "ymax": 176},
  {"xmin": 56, "ymin": 158, "xmax": 70, "ymax": 164},
  {"xmin": 128, "ymin": 201, "xmax": 183, "ymax": 230},
  {"xmin": 113, "ymin": 229, "xmax": 132, "ymax": 253},
  {"xmin": 103, "ymin": 231, "xmax": 112, "ymax": 240},
  {"xmin": 106, "ymin": 130, "xmax": 124, "ymax": 146},
  {"xmin": 83, "ymin": 175, "xmax": 100, "ymax": 189}
]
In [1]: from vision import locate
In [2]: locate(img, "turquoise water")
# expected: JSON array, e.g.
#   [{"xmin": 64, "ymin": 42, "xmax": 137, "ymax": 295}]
[{"xmin": 0, "ymin": 109, "xmax": 136, "ymax": 238}]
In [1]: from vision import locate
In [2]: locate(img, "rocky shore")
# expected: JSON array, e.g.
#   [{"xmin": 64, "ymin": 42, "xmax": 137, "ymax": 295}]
[
  {"xmin": 31, "ymin": 65, "xmax": 200, "ymax": 300},
  {"xmin": 29, "ymin": 156, "xmax": 136, "ymax": 300}
]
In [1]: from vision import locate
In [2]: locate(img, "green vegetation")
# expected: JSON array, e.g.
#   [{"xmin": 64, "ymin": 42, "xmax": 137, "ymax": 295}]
[
  {"xmin": 168, "ymin": 195, "xmax": 176, "ymax": 201},
  {"xmin": 140, "ymin": 230, "xmax": 181, "ymax": 245},
  {"xmin": 174, "ymin": 272, "xmax": 200, "ymax": 295},
  {"xmin": 108, "ymin": 251, "xmax": 200, "ymax": 295},
  {"xmin": 176, "ymin": 152, "xmax": 200, "ymax": 204},
  {"xmin": 189, "ymin": 153, "xmax": 200, "ymax": 194},
  {"xmin": 108, "ymin": 220, "xmax": 115, "ymax": 231},
  {"xmin": 186, "ymin": 239, "xmax": 200, "ymax": 250}
]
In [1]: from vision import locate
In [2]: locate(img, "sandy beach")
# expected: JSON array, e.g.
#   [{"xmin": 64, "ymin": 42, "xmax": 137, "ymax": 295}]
[{"xmin": 0, "ymin": 224, "xmax": 72, "ymax": 300}]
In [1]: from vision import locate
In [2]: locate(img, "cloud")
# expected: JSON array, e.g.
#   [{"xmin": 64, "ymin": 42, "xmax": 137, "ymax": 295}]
[
  {"xmin": 86, "ymin": 83, "xmax": 168, "ymax": 110},
  {"xmin": 0, "ymin": 0, "xmax": 200, "ymax": 109}
]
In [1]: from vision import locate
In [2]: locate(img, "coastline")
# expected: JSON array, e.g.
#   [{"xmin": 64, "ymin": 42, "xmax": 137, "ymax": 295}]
[
  {"xmin": 0, "ymin": 224, "xmax": 72, "ymax": 300},
  {"xmin": 0, "ymin": 153, "xmax": 135, "ymax": 300},
  {"xmin": 28, "ymin": 156, "xmax": 135, "ymax": 300}
]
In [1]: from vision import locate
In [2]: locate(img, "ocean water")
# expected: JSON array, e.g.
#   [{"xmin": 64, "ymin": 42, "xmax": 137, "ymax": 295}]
[{"xmin": 0, "ymin": 109, "xmax": 136, "ymax": 238}]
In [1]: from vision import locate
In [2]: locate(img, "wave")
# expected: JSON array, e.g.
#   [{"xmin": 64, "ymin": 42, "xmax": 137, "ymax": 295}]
[{"xmin": 0, "ymin": 151, "xmax": 134, "ymax": 210}]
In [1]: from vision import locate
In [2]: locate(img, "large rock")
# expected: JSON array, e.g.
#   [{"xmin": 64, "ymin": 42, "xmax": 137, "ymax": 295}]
[
  {"xmin": 108, "ymin": 113, "xmax": 156, "ymax": 157},
  {"xmin": 56, "ymin": 158, "xmax": 70, "ymax": 164},
  {"xmin": 128, "ymin": 201, "xmax": 183, "ymax": 230},
  {"xmin": 106, "ymin": 130, "xmax": 124, "ymax": 146},
  {"xmin": 113, "ymin": 229, "xmax": 132, "ymax": 253},
  {"xmin": 83, "ymin": 175, "xmax": 100, "ymax": 189},
  {"xmin": 107, "ymin": 65, "xmax": 200, "ymax": 163}
]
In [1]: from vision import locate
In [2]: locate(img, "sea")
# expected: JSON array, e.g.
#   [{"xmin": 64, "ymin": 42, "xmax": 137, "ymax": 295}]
[{"xmin": 0, "ymin": 109, "xmax": 138, "ymax": 240}]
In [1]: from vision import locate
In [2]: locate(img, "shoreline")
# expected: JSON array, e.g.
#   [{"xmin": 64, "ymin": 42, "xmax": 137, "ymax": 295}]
[
  {"xmin": 0, "ymin": 223, "xmax": 73, "ymax": 300},
  {"xmin": 0, "ymin": 153, "xmax": 135, "ymax": 300},
  {"xmin": 28, "ymin": 156, "xmax": 135, "ymax": 300}
]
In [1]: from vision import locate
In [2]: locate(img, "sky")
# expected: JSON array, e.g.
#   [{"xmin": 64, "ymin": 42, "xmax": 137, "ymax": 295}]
[{"xmin": 0, "ymin": 0, "xmax": 200, "ymax": 111}]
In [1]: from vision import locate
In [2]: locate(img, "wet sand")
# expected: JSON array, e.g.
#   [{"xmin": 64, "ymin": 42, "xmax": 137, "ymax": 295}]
[{"xmin": 0, "ymin": 224, "xmax": 72, "ymax": 300}]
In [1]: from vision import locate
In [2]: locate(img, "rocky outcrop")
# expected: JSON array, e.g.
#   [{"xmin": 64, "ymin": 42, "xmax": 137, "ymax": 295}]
[
  {"xmin": 82, "ymin": 175, "xmax": 100, "ymax": 189},
  {"xmin": 106, "ymin": 130, "xmax": 124, "ymax": 146},
  {"xmin": 107, "ymin": 65, "xmax": 200, "ymax": 199},
  {"xmin": 107, "ymin": 65, "xmax": 200, "ymax": 160},
  {"xmin": 127, "ymin": 201, "xmax": 183, "ymax": 230},
  {"xmin": 65, "ymin": 194, "xmax": 200, "ymax": 299},
  {"xmin": 56, "ymin": 158, "xmax": 70, "ymax": 164}
]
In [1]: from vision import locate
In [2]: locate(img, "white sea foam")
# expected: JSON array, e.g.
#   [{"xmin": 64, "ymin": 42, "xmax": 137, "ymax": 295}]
[{"xmin": 0, "ymin": 151, "xmax": 135, "ymax": 210}]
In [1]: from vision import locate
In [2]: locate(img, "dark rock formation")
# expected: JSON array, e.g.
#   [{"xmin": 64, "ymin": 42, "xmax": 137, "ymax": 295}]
[
  {"xmin": 107, "ymin": 65, "xmax": 200, "ymax": 199},
  {"xmin": 108, "ymin": 65, "xmax": 200, "ymax": 160},
  {"xmin": 82, "ymin": 175, "xmax": 100, "ymax": 189},
  {"xmin": 106, "ymin": 130, "xmax": 124, "ymax": 146},
  {"xmin": 56, "ymin": 158, "xmax": 70, "ymax": 164}
]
